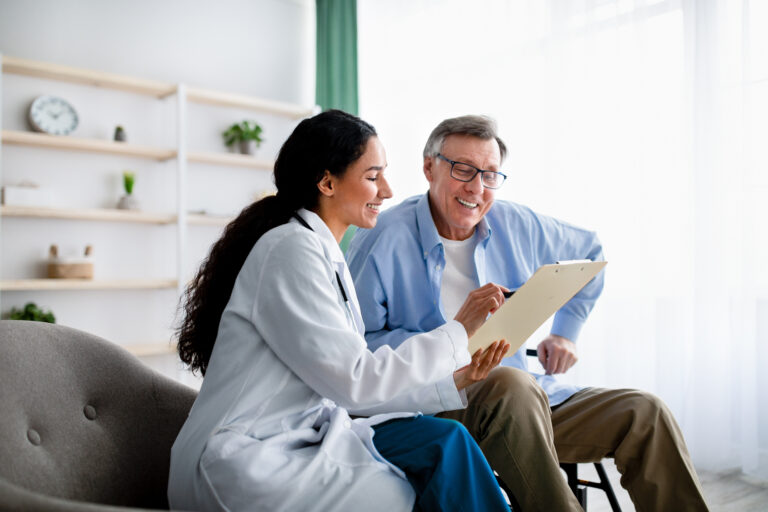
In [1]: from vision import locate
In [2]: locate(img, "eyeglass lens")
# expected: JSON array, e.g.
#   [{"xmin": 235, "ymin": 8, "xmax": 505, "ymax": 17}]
[{"xmin": 452, "ymin": 162, "xmax": 503, "ymax": 188}]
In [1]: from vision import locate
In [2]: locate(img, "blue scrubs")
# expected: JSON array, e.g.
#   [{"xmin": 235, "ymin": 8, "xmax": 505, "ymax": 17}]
[{"xmin": 373, "ymin": 416, "xmax": 509, "ymax": 511}]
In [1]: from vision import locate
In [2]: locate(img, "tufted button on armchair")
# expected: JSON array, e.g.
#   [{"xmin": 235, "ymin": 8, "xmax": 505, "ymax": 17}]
[{"xmin": 0, "ymin": 320, "xmax": 197, "ymax": 511}]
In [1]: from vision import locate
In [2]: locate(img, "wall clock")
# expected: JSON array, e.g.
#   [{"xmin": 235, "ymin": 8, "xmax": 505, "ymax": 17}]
[{"xmin": 28, "ymin": 95, "xmax": 79, "ymax": 135}]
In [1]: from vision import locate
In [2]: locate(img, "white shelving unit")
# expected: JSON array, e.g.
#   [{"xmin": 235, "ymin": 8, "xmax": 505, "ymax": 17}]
[{"xmin": 0, "ymin": 55, "xmax": 314, "ymax": 356}]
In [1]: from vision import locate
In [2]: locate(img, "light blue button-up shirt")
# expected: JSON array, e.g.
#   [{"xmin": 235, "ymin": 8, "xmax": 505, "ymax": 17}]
[{"xmin": 346, "ymin": 193, "xmax": 606, "ymax": 406}]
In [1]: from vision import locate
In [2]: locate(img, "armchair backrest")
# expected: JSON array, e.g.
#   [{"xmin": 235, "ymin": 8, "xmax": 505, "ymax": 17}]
[{"xmin": 0, "ymin": 321, "xmax": 197, "ymax": 509}]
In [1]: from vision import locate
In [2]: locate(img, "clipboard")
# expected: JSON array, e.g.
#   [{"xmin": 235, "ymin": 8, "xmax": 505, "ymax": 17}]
[{"xmin": 468, "ymin": 260, "xmax": 607, "ymax": 357}]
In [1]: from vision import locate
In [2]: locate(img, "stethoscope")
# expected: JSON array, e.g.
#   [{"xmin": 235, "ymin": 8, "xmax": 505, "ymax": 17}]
[{"xmin": 292, "ymin": 213, "xmax": 354, "ymax": 320}]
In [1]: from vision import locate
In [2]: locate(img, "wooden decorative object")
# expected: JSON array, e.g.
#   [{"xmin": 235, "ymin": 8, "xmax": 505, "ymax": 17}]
[{"xmin": 47, "ymin": 244, "xmax": 94, "ymax": 279}]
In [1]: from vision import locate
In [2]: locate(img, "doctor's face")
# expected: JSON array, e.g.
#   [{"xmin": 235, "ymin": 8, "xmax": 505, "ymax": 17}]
[{"xmin": 332, "ymin": 136, "xmax": 392, "ymax": 230}]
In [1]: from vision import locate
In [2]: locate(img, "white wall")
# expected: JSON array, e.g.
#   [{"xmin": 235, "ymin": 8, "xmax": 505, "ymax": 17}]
[{"xmin": 0, "ymin": 0, "xmax": 314, "ymax": 385}]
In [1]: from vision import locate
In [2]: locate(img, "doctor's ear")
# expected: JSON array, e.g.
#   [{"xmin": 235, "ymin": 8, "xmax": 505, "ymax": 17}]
[{"xmin": 317, "ymin": 170, "xmax": 335, "ymax": 197}]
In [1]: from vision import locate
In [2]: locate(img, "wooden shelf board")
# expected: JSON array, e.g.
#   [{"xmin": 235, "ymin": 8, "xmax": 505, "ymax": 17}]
[
  {"xmin": 2, "ymin": 56, "xmax": 176, "ymax": 98},
  {"xmin": 187, "ymin": 213, "xmax": 233, "ymax": 226},
  {"xmin": 1, "ymin": 130, "xmax": 177, "ymax": 160},
  {"xmin": 187, "ymin": 150, "xmax": 273, "ymax": 169},
  {"xmin": 0, "ymin": 279, "xmax": 178, "ymax": 291},
  {"xmin": 186, "ymin": 86, "xmax": 313, "ymax": 119},
  {"xmin": 125, "ymin": 342, "xmax": 177, "ymax": 357},
  {"xmin": 1, "ymin": 205, "xmax": 176, "ymax": 224}
]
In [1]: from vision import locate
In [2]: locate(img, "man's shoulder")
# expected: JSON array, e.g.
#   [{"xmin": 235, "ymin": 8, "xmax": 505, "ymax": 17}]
[
  {"xmin": 357, "ymin": 196, "xmax": 420, "ymax": 239},
  {"xmin": 377, "ymin": 195, "xmax": 421, "ymax": 227},
  {"xmin": 348, "ymin": 196, "xmax": 422, "ymax": 261},
  {"xmin": 486, "ymin": 199, "xmax": 539, "ymax": 224}
]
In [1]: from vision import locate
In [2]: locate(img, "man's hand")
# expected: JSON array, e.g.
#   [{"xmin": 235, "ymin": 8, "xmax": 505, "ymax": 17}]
[
  {"xmin": 537, "ymin": 334, "xmax": 578, "ymax": 374},
  {"xmin": 453, "ymin": 283, "xmax": 508, "ymax": 338},
  {"xmin": 454, "ymin": 340, "xmax": 510, "ymax": 391}
]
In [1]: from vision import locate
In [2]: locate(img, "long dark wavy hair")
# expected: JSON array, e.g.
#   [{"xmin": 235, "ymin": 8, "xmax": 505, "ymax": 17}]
[{"xmin": 177, "ymin": 110, "xmax": 377, "ymax": 375}]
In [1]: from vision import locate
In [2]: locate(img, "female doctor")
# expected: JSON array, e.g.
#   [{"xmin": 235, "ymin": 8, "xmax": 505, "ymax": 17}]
[{"xmin": 168, "ymin": 110, "xmax": 511, "ymax": 511}]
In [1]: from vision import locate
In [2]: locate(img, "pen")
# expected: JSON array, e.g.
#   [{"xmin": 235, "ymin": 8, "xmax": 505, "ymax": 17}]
[{"xmin": 503, "ymin": 290, "xmax": 516, "ymax": 298}]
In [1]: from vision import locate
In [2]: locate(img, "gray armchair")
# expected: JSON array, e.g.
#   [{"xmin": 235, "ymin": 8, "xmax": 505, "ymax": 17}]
[{"xmin": 0, "ymin": 320, "xmax": 197, "ymax": 511}]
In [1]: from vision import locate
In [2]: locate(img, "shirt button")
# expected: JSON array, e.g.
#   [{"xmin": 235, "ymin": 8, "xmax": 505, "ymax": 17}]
[
  {"xmin": 344, "ymin": 420, "xmax": 352, "ymax": 429},
  {"xmin": 435, "ymin": 264, "xmax": 441, "ymax": 270}
]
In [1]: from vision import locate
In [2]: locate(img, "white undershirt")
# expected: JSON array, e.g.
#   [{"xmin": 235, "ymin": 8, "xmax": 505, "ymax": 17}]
[{"xmin": 439, "ymin": 232, "xmax": 479, "ymax": 321}]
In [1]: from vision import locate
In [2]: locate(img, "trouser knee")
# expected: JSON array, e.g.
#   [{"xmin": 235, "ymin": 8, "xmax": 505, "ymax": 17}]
[
  {"xmin": 618, "ymin": 389, "xmax": 673, "ymax": 432},
  {"xmin": 468, "ymin": 367, "xmax": 550, "ymax": 439}
]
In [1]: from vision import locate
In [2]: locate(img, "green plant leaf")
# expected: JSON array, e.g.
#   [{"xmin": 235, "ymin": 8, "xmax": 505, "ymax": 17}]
[{"xmin": 9, "ymin": 302, "xmax": 56, "ymax": 323}]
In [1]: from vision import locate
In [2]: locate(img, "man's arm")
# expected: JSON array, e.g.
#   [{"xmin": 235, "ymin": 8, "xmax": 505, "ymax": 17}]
[{"xmin": 526, "ymin": 209, "xmax": 605, "ymax": 373}]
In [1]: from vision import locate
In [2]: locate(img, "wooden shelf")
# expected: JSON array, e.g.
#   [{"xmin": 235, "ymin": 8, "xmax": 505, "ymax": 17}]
[
  {"xmin": 1, "ymin": 205, "xmax": 176, "ymax": 224},
  {"xmin": 0, "ymin": 279, "xmax": 178, "ymax": 291},
  {"xmin": 186, "ymin": 85, "xmax": 313, "ymax": 119},
  {"xmin": 187, "ymin": 213, "xmax": 233, "ymax": 226},
  {"xmin": 1, "ymin": 206, "xmax": 237, "ymax": 226},
  {"xmin": 125, "ymin": 342, "xmax": 177, "ymax": 357},
  {"xmin": 1, "ymin": 55, "xmax": 177, "ymax": 98},
  {"xmin": 2, "ymin": 130, "xmax": 177, "ymax": 160},
  {"xmin": 187, "ymin": 150, "xmax": 273, "ymax": 169}
]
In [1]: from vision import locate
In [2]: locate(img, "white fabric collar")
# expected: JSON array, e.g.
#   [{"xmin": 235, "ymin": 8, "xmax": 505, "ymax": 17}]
[
  {"xmin": 292, "ymin": 209, "xmax": 365, "ymax": 335},
  {"xmin": 293, "ymin": 209, "xmax": 346, "ymax": 265}
]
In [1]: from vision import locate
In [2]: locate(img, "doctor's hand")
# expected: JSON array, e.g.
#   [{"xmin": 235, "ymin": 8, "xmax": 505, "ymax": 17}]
[
  {"xmin": 537, "ymin": 334, "xmax": 578, "ymax": 375},
  {"xmin": 453, "ymin": 283, "xmax": 508, "ymax": 338},
  {"xmin": 453, "ymin": 340, "xmax": 510, "ymax": 391}
]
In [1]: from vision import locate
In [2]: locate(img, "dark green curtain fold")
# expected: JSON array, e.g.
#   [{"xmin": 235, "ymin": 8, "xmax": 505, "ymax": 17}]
[
  {"xmin": 316, "ymin": 0, "xmax": 360, "ymax": 251},
  {"xmin": 316, "ymin": 0, "xmax": 358, "ymax": 115}
]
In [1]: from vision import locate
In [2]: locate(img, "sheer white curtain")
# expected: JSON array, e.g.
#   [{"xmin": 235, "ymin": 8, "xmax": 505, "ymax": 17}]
[{"xmin": 358, "ymin": 0, "xmax": 768, "ymax": 479}]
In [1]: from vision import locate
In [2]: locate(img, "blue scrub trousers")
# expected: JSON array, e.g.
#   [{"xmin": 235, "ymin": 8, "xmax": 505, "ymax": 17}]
[{"xmin": 372, "ymin": 416, "xmax": 508, "ymax": 511}]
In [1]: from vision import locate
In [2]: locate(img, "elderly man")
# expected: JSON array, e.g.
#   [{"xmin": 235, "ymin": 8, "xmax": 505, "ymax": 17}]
[{"xmin": 346, "ymin": 115, "xmax": 708, "ymax": 511}]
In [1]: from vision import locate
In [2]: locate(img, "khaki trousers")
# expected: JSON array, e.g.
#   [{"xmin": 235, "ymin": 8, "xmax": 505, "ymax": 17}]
[{"xmin": 437, "ymin": 367, "xmax": 709, "ymax": 512}]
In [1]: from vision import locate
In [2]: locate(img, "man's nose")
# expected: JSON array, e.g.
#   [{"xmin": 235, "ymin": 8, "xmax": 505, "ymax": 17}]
[{"xmin": 465, "ymin": 172, "xmax": 484, "ymax": 194}]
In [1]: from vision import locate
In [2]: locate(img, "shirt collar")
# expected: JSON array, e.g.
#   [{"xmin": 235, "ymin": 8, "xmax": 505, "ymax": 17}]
[{"xmin": 415, "ymin": 192, "xmax": 493, "ymax": 257}]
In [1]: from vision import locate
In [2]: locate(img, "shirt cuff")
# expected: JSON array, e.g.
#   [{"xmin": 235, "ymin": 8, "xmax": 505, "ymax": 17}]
[
  {"xmin": 441, "ymin": 319, "xmax": 471, "ymax": 369},
  {"xmin": 551, "ymin": 311, "xmax": 584, "ymax": 343},
  {"xmin": 435, "ymin": 373, "xmax": 468, "ymax": 411}
]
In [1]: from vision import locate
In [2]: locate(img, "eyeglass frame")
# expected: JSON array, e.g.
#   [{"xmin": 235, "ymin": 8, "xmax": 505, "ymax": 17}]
[{"xmin": 435, "ymin": 153, "xmax": 508, "ymax": 189}]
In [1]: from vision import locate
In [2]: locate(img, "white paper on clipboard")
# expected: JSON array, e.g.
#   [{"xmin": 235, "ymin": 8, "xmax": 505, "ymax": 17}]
[{"xmin": 468, "ymin": 260, "xmax": 607, "ymax": 357}]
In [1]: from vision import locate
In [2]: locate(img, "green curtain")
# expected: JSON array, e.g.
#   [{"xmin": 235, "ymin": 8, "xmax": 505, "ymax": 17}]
[
  {"xmin": 316, "ymin": 0, "xmax": 359, "ymax": 115},
  {"xmin": 316, "ymin": 0, "xmax": 359, "ymax": 252}
]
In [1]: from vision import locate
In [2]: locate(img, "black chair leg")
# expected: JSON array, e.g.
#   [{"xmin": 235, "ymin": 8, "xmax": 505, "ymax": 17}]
[
  {"xmin": 594, "ymin": 462, "xmax": 622, "ymax": 512},
  {"xmin": 495, "ymin": 474, "xmax": 521, "ymax": 511},
  {"xmin": 561, "ymin": 462, "xmax": 588, "ymax": 508}
]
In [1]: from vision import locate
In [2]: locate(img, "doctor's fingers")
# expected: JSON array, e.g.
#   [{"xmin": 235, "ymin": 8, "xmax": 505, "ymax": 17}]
[
  {"xmin": 468, "ymin": 284, "xmax": 506, "ymax": 312},
  {"xmin": 474, "ymin": 341, "xmax": 507, "ymax": 375},
  {"xmin": 454, "ymin": 296, "xmax": 501, "ymax": 337}
]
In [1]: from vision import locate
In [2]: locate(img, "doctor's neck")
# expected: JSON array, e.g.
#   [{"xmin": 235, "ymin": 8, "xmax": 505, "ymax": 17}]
[{"xmin": 311, "ymin": 205, "xmax": 348, "ymax": 244}]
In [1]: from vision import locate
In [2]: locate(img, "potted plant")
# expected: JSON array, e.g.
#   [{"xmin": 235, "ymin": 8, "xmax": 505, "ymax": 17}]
[
  {"xmin": 9, "ymin": 302, "xmax": 56, "ymax": 323},
  {"xmin": 222, "ymin": 120, "xmax": 264, "ymax": 155},
  {"xmin": 114, "ymin": 125, "xmax": 127, "ymax": 142},
  {"xmin": 117, "ymin": 170, "xmax": 139, "ymax": 210}
]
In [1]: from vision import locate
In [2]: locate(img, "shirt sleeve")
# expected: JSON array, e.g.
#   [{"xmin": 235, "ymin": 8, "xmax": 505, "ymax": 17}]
[
  {"xmin": 525, "ymin": 209, "xmax": 605, "ymax": 342},
  {"xmin": 252, "ymin": 231, "xmax": 470, "ymax": 414}
]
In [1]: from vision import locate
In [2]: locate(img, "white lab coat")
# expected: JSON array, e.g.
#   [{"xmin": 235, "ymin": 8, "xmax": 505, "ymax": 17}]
[{"xmin": 168, "ymin": 209, "xmax": 471, "ymax": 512}]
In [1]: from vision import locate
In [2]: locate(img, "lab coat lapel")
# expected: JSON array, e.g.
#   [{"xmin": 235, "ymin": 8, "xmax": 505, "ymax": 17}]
[{"xmin": 294, "ymin": 209, "xmax": 366, "ymax": 336}]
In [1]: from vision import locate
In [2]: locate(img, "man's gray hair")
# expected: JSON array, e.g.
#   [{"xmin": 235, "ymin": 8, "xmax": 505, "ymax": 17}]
[{"xmin": 423, "ymin": 115, "xmax": 507, "ymax": 163}]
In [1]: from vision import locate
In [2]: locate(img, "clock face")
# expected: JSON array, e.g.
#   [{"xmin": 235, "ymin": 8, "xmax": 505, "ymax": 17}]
[{"xmin": 28, "ymin": 95, "xmax": 79, "ymax": 135}]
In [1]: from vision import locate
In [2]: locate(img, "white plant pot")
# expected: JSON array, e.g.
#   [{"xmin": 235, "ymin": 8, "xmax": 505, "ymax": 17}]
[
  {"xmin": 239, "ymin": 140, "xmax": 259, "ymax": 155},
  {"xmin": 117, "ymin": 195, "xmax": 139, "ymax": 210}
]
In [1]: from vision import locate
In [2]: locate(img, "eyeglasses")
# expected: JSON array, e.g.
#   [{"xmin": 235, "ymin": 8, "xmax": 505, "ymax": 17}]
[{"xmin": 436, "ymin": 153, "xmax": 507, "ymax": 189}]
